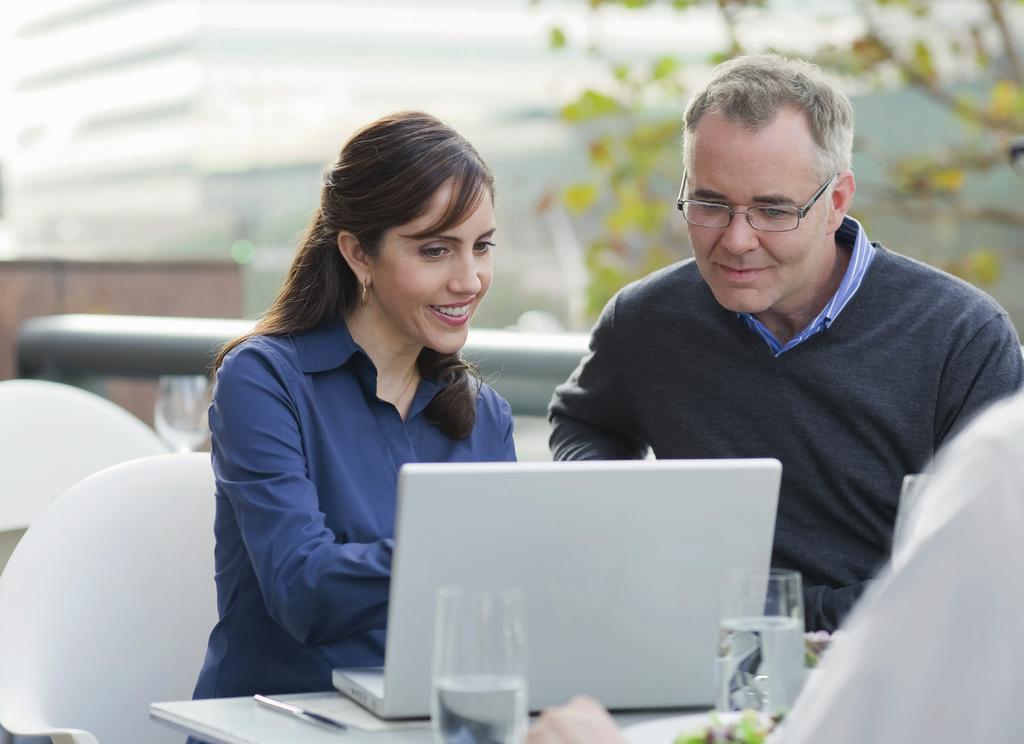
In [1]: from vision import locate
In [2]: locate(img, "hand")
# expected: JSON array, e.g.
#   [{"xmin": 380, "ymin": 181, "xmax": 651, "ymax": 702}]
[{"xmin": 526, "ymin": 695, "xmax": 626, "ymax": 744}]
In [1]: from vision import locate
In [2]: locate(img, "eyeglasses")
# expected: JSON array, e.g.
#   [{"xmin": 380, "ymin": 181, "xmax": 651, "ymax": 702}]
[{"xmin": 676, "ymin": 173, "xmax": 838, "ymax": 232}]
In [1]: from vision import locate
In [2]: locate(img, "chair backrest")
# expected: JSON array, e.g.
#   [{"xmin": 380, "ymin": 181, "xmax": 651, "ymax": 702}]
[
  {"xmin": 0, "ymin": 453, "xmax": 218, "ymax": 744},
  {"xmin": 0, "ymin": 379, "xmax": 169, "ymax": 532}
]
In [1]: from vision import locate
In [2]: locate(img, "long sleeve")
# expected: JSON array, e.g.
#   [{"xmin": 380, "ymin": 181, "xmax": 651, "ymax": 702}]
[
  {"xmin": 211, "ymin": 346, "xmax": 391, "ymax": 646},
  {"xmin": 548, "ymin": 295, "xmax": 648, "ymax": 461},
  {"xmin": 800, "ymin": 581, "xmax": 870, "ymax": 633}
]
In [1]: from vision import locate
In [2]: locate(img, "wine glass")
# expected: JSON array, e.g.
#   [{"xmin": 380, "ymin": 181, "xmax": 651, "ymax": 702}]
[
  {"xmin": 432, "ymin": 586, "xmax": 528, "ymax": 744},
  {"xmin": 154, "ymin": 375, "xmax": 212, "ymax": 452}
]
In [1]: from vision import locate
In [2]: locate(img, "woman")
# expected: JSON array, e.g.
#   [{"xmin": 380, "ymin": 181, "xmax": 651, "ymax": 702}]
[{"xmin": 192, "ymin": 112, "xmax": 516, "ymax": 700}]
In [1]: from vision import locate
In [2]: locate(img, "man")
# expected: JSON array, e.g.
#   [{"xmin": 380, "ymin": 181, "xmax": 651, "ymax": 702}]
[{"xmin": 549, "ymin": 53, "xmax": 1023, "ymax": 631}]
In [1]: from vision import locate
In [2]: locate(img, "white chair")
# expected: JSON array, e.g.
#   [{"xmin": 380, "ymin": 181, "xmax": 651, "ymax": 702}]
[
  {"xmin": 0, "ymin": 379, "xmax": 169, "ymax": 571},
  {"xmin": 0, "ymin": 453, "xmax": 218, "ymax": 744}
]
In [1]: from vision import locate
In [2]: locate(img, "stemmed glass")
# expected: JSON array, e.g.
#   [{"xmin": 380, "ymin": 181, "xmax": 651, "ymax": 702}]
[
  {"xmin": 432, "ymin": 587, "xmax": 528, "ymax": 744},
  {"xmin": 154, "ymin": 375, "xmax": 212, "ymax": 452}
]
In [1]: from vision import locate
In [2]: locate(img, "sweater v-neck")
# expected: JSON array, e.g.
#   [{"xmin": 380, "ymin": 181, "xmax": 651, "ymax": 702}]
[{"xmin": 733, "ymin": 245, "xmax": 889, "ymax": 368}]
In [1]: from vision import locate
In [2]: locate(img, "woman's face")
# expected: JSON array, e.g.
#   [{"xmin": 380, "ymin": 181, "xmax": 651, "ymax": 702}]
[{"xmin": 364, "ymin": 181, "xmax": 495, "ymax": 356}]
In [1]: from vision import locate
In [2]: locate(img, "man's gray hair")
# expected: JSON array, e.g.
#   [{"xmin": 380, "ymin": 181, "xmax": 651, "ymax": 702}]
[{"xmin": 682, "ymin": 54, "xmax": 854, "ymax": 180}]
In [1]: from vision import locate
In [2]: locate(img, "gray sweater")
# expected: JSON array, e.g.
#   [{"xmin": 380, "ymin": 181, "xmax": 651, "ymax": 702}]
[{"xmin": 549, "ymin": 247, "xmax": 1023, "ymax": 631}]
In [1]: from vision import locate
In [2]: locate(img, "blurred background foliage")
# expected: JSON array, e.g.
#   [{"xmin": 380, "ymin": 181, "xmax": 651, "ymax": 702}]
[{"xmin": 541, "ymin": 0, "xmax": 1024, "ymax": 319}]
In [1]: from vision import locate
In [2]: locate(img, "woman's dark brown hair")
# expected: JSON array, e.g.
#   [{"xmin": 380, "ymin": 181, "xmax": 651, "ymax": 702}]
[{"xmin": 214, "ymin": 111, "xmax": 494, "ymax": 438}]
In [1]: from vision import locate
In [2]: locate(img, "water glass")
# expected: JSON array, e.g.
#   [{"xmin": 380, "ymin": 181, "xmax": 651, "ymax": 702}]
[
  {"xmin": 154, "ymin": 375, "xmax": 212, "ymax": 452},
  {"xmin": 432, "ymin": 587, "xmax": 527, "ymax": 744},
  {"xmin": 716, "ymin": 568, "xmax": 805, "ymax": 715}
]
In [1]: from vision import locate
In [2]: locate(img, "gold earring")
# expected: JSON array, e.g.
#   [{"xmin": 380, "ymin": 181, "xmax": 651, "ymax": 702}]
[{"xmin": 360, "ymin": 280, "xmax": 369, "ymax": 307}]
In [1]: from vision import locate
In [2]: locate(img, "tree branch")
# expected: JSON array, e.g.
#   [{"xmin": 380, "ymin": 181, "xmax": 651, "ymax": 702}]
[
  {"xmin": 857, "ymin": 1, "xmax": 1024, "ymax": 133},
  {"xmin": 984, "ymin": 0, "xmax": 1024, "ymax": 85},
  {"xmin": 716, "ymin": 0, "xmax": 744, "ymax": 56},
  {"xmin": 861, "ymin": 185, "xmax": 1024, "ymax": 228}
]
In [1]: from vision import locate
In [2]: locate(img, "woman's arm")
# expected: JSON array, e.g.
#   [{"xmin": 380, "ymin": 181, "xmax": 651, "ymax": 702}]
[{"xmin": 211, "ymin": 345, "xmax": 392, "ymax": 646}]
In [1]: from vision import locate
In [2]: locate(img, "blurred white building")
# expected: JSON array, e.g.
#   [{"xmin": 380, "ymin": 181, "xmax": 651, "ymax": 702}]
[
  {"xmin": 13, "ymin": 1, "xmax": 865, "ymax": 320},
  {"xmin": 8, "ymin": 0, "xmax": 611, "ymax": 261}
]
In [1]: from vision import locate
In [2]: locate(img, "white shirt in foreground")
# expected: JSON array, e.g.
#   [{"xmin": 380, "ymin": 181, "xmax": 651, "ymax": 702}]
[{"xmin": 778, "ymin": 393, "xmax": 1024, "ymax": 743}]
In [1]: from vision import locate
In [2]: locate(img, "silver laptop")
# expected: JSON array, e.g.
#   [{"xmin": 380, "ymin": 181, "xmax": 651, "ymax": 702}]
[{"xmin": 334, "ymin": 458, "xmax": 781, "ymax": 719}]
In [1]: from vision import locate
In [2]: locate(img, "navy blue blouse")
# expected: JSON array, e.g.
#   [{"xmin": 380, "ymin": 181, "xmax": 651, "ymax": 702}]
[{"xmin": 192, "ymin": 319, "xmax": 516, "ymax": 698}]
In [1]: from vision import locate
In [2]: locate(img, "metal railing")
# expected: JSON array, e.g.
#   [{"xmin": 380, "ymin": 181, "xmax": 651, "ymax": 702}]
[{"xmin": 16, "ymin": 314, "xmax": 590, "ymax": 417}]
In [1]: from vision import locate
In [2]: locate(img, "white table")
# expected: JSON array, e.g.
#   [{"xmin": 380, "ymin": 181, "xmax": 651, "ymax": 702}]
[{"xmin": 150, "ymin": 692, "xmax": 676, "ymax": 744}]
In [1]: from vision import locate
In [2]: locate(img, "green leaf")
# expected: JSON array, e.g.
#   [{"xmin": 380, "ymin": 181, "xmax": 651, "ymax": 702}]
[
  {"xmin": 651, "ymin": 55, "xmax": 680, "ymax": 81},
  {"xmin": 584, "ymin": 242, "xmax": 634, "ymax": 318},
  {"xmin": 967, "ymin": 249, "xmax": 1001, "ymax": 285},
  {"xmin": 548, "ymin": 26, "xmax": 566, "ymax": 50},
  {"xmin": 951, "ymin": 93, "xmax": 980, "ymax": 122},
  {"xmin": 946, "ymin": 249, "xmax": 1001, "ymax": 287},
  {"xmin": 562, "ymin": 183, "xmax": 599, "ymax": 214},
  {"xmin": 559, "ymin": 89, "xmax": 621, "ymax": 122},
  {"xmin": 911, "ymin": 39, "xmax": 936, "ymax": 80},
  {"xmin": 604, "ymin": 187, "xmax": 666, "ymax": 234},
  {"xmin": 588, "ymin": 137, "xmax": 614, "ymax": 168},
  {"xmin": 849, "ymin": 35, "xmax": 888, "ymax": 69},
  {"xmin": 640, "ymin": 245, "xmax": 675, "ymax": 275},
  {"xmin": 990, "ymin": 79, "xmax": 1021, "ymax": 120},
  {"xmin": 931, "ymin": 167, "xmax": 965, "ymax": 193}
]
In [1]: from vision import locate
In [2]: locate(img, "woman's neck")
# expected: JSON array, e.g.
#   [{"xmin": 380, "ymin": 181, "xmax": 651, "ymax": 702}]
[{"xmin": 346, "ymin": 309, "xmax": 421, "ymax": 416}]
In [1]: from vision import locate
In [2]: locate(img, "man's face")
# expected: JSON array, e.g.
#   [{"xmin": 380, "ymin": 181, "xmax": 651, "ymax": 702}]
[{"xmin": 685, "ymin": 108, "xmax": 854, "ymax": 337}]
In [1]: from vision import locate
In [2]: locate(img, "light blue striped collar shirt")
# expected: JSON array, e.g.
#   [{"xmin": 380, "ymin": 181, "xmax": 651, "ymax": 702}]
[{"xmin": 739, "ymin": 216, "xmax": 877, "ymax": 357}]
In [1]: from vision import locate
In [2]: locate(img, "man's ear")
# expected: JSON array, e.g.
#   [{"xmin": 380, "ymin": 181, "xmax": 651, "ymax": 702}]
[
  {"xmin": 337, "ymin": 232, "xmax": 372, "ymax": 285},
  {"xmin": 827, "ymin": 170, "xmax": 856, "ymax": 233}
]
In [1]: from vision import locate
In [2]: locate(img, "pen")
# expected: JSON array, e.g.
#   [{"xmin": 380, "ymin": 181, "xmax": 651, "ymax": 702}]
[{"xmin": 254, "ymin": 694, "xmax": 348, "ymax": 731}]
